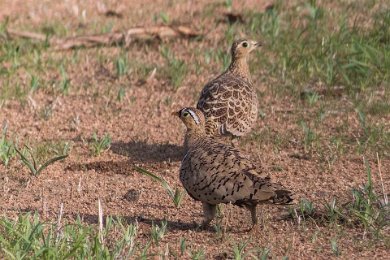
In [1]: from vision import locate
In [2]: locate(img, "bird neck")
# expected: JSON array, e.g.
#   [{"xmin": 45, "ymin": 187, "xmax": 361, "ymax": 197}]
[
  {"xmin": 228, "ymin": 56, "xmax": 251, "ymax": 81},
  {"xmin": 184, "ymin": 129, "xmax": 205, "ymax": 150}
]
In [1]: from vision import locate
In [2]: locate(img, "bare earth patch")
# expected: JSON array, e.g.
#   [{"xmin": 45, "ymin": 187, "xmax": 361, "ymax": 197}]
[{"xmin": 0, "ymin": 0, "xmax": 389, "ymax": 258}]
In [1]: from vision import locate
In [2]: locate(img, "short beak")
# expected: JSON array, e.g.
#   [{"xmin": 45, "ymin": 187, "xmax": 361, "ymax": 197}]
[
  {"xmin": 171, "ymin": 110, "xmax": 180, "ymax": 117},
  {"xmin": 253, "ymin": 40, "xmax": 263, "ymax": 47}
]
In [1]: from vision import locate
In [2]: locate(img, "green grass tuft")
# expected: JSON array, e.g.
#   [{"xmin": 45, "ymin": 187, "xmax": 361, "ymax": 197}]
[
  {"xmin": 160, "ymin": 46, "xmax": 188, "ymax": 90},
  {"xmin": 246, "ymin": 3, "xmax": 390, "ymax": 94},
  {"xmin": 15, "ymin": 142, "xmax": 69, "ymax": 176},
  {"xmin": 90, "ymin": 132, "xmax": 111, "ymax": 156},
  {"xmin": 0, "ymin": 125, "xmax": 16, "ymax": 167},
  {"xmin": 0, "ymin": 213, "xmax": 139, "ymax": 259}
]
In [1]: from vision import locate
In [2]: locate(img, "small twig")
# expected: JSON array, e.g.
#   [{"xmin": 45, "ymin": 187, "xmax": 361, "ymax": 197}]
[
  {"xmin": 164, "ymin": 243, "xmax": 169, "ymax": 258},
  {"xmin": 77, "ymin": 176, "xmax": 82, "ymax": 194},
  {"xmin": 7, "ymin": 25, "xmax": 202, "ymax": 50},
  {"xmin": 376, "ymin": 153, "xmax": 388, "ymax": 206},
  {"xmin": 98, "ymin": 198, "xmax": 104, "ymax": 245},
  {"xmin": 56, "ymin": 203, "xmax": 64, "ymax": 242},
  {"xmin": 146, "ymin": 68, "xmax": 157, "ymax": 83},
  {"xmin": 3, "ymin": 176, "xmax": 9, "ymax": 195},
  {"xmin": 294, "ymin": 208, "xmax": 301, "ymax": 226},
  {"xmin": 41, "ymin": 187, "xmax": 47, "ymax": 219},
  {"xmin": 6, "ymin": 29, "xmax": 48, "ymax": 41}
]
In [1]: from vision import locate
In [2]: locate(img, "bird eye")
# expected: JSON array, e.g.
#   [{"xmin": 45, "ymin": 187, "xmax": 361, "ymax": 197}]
[
  {"xmin": 183, "ymin": 112, "xmax": 189, "ymax": 117},
  {"xmin": 242, "ymin": 42, "xmax": 248, "ymax": 48}
]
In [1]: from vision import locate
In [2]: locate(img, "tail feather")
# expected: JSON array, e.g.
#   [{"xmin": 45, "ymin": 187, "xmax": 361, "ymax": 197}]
[{"xmin": 272, "ymin": 189, "xmax": 295, "ymax": 205}]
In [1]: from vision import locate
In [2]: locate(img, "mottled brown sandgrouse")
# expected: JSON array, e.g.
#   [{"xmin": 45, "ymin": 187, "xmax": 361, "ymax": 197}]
[
  {"xmin": 174, "ymin": 107, "xmax": 293, "ymax": 229},
  {"xmin": 197, "ymin": 39, "xmax": 260, "ymax": 138}
]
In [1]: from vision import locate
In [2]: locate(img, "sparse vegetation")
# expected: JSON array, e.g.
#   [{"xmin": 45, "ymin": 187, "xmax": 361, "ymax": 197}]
[
  {"xmin": 89, "ymin": 132, "xmax": 111, "ymax": 156},
  {"xmin": 150, "ymin": 220, "xmax": 167, "ymax": 245},
  {"xmin": 232, "ymin": 240, "xmax": 250, "ymax": 260},
  {"xmin": 115, "ymin": 54, "xmax": 128, "ymax": 77},
  {"xmin": 299, "ymin": 121, "xmax": 318, "ymax": 153},
  {"xmin": 331, "ymin": 238, "xmax": 341, "ymax": 256},
  {"xmin": 160, "ymin": 46, "xmax": 188, "ymax": 89},
  {"xmin": 117, "ymin": 87, "xmax": 126, "ymax": 101},
  {"xmin": 134, "ymin": 166, "xmax": 185, "ymax": 208},
  {"xmin": 0, "ymin": 213, "xmax": 144, "ymax": 259},
  {"xmin": 179, "ymin": 237, "xmax": 186, "ymax": 256},
  {"xmin": 190, "ymin": 248, "xmax": 205, "ymax": 260},
  {"xmin": 58, "ymin": 65, "xmax": 70, "ymax": 94},
  {"xmin": 246, "ymin": 2, "xmax": 390, "ymax": 94},
  {"xmin": 0, "ymin": 0, "xmax": 389, "ymax": 258},
  {"xmin": 289, "ymin": 165, "xmax": 389, "ymax": 238},
  {"xmin": 15, "ymin": 143, "xmax": 69, "ymax": 176},
  {"xmin": 0, "ymin": 125, "xmax": 16, "ymax": 167},
  {"xmin": 289, "ymin": 198, "xmax": 317, "ymax": 223}
]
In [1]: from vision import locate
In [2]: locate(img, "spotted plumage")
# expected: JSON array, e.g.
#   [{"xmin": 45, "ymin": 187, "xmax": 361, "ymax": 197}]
[
  {"xmin": 174, "ymin": 107, "xmax": 293, "ymax": 229},
  {"xmin": 197, "ymin": 39, "xmax": 260, "ymax": 137}
]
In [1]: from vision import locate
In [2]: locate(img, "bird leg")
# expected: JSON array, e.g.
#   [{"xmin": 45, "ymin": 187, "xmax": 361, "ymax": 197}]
[
  {"xmin": 245, "ymin": 204, "xmax": 258, "ymax": 229},
  {"xmin": 200, "ymin": 202, "xmax": 217, "ymax": 227}
]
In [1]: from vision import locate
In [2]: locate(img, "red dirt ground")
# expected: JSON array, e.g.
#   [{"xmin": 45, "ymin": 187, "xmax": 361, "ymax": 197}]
[{"xmin": 0, "ymin": 0, "xmax": 389, "ymax": 259}]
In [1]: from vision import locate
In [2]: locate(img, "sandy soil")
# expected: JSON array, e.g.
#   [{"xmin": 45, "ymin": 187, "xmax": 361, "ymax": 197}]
[{"xmin": 0, "ymin": 0, "xmax": 389, "ymax": 258}]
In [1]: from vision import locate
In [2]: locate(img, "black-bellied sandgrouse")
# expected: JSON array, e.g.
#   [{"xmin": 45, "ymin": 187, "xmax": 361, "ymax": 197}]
[
  {"xmin": 197, "ymin": 39, "xmax": 260, "ymax": 139},
  {"xmin": 174, "ymin": 107, "xmax": 293, "ymax": 229}
]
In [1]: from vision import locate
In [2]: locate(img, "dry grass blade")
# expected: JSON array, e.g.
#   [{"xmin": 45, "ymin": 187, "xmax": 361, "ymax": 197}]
[
  {"xmin": 134, "ymin": 165, "xmax": 185, "ymax": 207},
  {"xmin": 376, "ymin": 153, "xmax": 388, "ymax": 207},
  {"xmin": 14, "ymin": 147, "xmax": 37, "ymax": 175},
  {"xmin": 134, "ymin": 165, "xmax": 174, "ymax": 198},
  {"xmin": 5, "ymin": 29, "xmax": 47, "ymax": 41},
  {"xmin": 35, "ymin": 154, "xmax": 69, "ymax": 175},
  {"xmin": 56, "ymin": 203, "xmax": 64, "ymax": 242}
]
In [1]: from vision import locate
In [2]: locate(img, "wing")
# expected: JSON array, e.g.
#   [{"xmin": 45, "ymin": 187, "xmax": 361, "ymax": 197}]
[
  {"xmin": 197, "ymin": 75, "xmax": 257, "ymax": 137},
  {"xmin": 184, "ymin": 139, "xmax": 276, "ymax": 205},
  {"xmin": 209, "ymin": 143, "xmax": 276, "ymax": 204},
  {"xmin": 179, "ymin": 151, "xmax": 199, "ymax": 201}
]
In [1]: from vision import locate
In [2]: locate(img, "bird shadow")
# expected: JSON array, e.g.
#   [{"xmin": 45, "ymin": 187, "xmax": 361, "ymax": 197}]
[
  {"xmin": 71, "ymin": 213, "xmax": 199, "ymax": 231},
  {"xmin": 11, "ymin": 206, "xmax": 292, "ymax": 233},
  {"xmin": 60, "ymin": 212, "xmax": 265, "ymax": 233},
  {"xmin": 9, "ymin": 206, "xmax": 198, "ymax": 231},
  {"xmin": 110, "ymin": 140, "xmax": 185, "ymax": 163},
  {"xmin": 65, "ymin": 159, "xmax": 134, "ymax": 175}
]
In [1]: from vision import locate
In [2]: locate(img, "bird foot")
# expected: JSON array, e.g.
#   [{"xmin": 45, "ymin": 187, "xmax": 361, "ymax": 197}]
[
  {"xmin": 196, "ymin": 221, "xmax": 211, "ymax": 231},
  {"xmin": 246, "ymin": 223, "xmax": 259, "ymax": 233}
]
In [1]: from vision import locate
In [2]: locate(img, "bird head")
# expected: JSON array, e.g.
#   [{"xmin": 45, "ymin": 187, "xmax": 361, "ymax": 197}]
[
  {"xmin": 172, "ymin": 107, "xmax": 205, "ymax": 131},
  {"xmin": 230, "ymin": 39, "xmax": 262, "ymax": 59}
]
